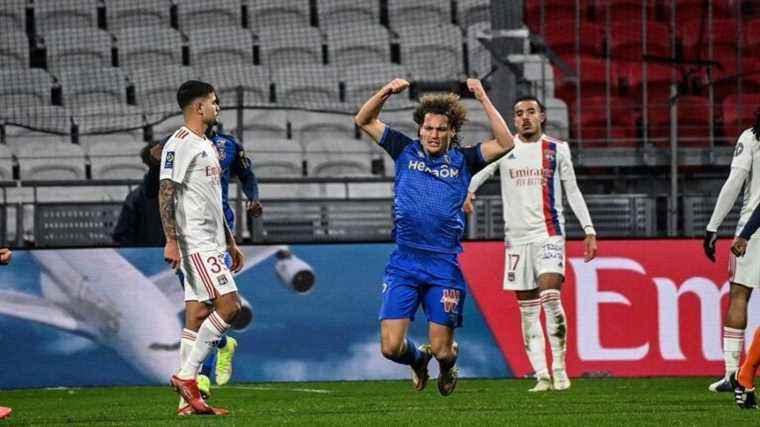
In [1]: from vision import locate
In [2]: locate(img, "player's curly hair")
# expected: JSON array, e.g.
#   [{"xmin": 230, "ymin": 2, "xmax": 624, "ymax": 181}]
[{"xmin": 413, "ymin": 93, "xmax": 467, "ymax": 145}]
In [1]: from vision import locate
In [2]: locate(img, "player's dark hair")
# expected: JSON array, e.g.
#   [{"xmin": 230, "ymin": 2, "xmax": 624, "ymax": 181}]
[
  {"xmin": 512, "ymin": 95, "xmax": 545, "ymax": 113},
  {"xmin": 413, "ymin": 93, "xmax": 467, "ymax": 145},
  {"xmin": 176, "ymin": 80, "xmax": 215, "ymax": 111},
  {"xmin": 753, "ymin": 108, "xmax": 760, "ymax": 140}
]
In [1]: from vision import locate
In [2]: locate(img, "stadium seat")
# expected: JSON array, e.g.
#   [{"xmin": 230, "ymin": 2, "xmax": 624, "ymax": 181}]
[
  {"xmin": 0, "ymin": 0, "xmax": 27, "ymax": 32},
  {"xmin": 723, "ymin": 93, "xmax": 760, "ymax": 139},
  {"xmin": 289, "ymin": 110, "xmax": 357, "ymax": 147},
  {"xmin": 198, "ymin": 65, "xmax": 270, "ymax": 117},
  {"xmin": 33, "ymin": 0, "xmax": 98, "ymax": 34},
  {"xmin": 467, "ymin": 22, "xmax": 491, "ymax": 78},
  {"xmin": 17, "ymin": 140, "xmax": 86, "ymax": 180},
  {"xmin": 620, "ymin": 62, "xmax": 675, "ymax": 100},
  {"xmin": 540, "ymin": 21, "xmax": 603, "ymax": 57},
  {"xmin": 257, "ymin": 27, "xmax": 324, "ymax": 69},
  {"xmin": 458, "ymin": 98, "xmax": 493, "ymax": 145},
  {"xmin": 544, "ymin": 97, "xmax": 570, "ymax": 140},
  {"xmin": 554, "ymin": 55, "xmax": 612, "ymax": 104},
  {"xmin": 457, "ymin": 0, "xmax": 490, "ymax": 29},
  {"xmin": 0, "ymin": 31, "xmax": 28, "ymax": 68},
  {"xmin": 237, "ymin": 109, "xmax": 289, "ymax": 141},
  {"xmin": 44, "ymin": 28, "xmax": 113, "ymax": 72},
  {"xmin": 745, "ymin": 19, "xmax": 760, "ymax": 58},
  {"xmin": 0, "ymin": 144, "xmax": 14, "ymax": 181},
  {"xmin": 175, "ymin": 0, "xmax": 243, "ymax": 31},
  {"xmin": 0, "ymin": 68, "xmax": 52, "ymax": 109},
  {"xmin": 131, "ymin": 65, "xmax": 198, "ymax": 107},
  {"xmin": 668, "ymin": 0, "xmax": 734, "ymax": 24},
  {"xmin": 104, "ymin": 0, "xmax": 172, "ymax": 30},
  {"xmin": 245, "ymin": 137, "xmax": 303, "ymax": 178},
  {"xmin": 397, "ymin": 23, "xmax": 464, "ymax": 81},
  {"xmin": 4, "ymin": 106, "xmax": 72, "ymax": 138},
  {"xmin": 680, "ymin": 19, "xmax": 741, "ymax": 61},
  {"xmin": 378, "ymin": 110, "xmax": 418, "ymax": 139},
  {"xmin": 608, "ymin": 21, "xmax": 670, "ymax": 61},
  {"xmin": 647, "ymin": 95, "xmax": 712, "ymax": 147},
  {"xmin": 597, "ymin": 0, "xmax": 658, "ymax": 24},
  {"xmin": 273, "ymin": 65, "xmax": 340, "ymax": 107},
  {"xmin": 571, "ymin": 95, "xmax": 638, "ymax": 147},
  {"xmin": 388, "ymin": 0, "xmax": 452, "ymax": 29},
  {"xmin": 188, "ymin": 28, "xmax": 254, "ymax": 66},
  {"xmin": 341, "ymin": 63, "xmax": 414, "ymax": 110},
  {"xmin": 58, "ymin": 67, "xmax": 128, "ymax": 110},
  {"xmin": 325, "ymin": 23, "xmax": 390, "ymax": 66},
  {"xmin": 249, "ymin": 0, "xmax": 311, "ymax": 31},
  {"xmin": 317, "ymin": 0, "xmax": 380, "ymax": 28},
  {"xmin": 524, "ymin": 0, "xmax": 584, "ymax": 34},
  {"xmin": 115, "ymin": 27, "xmax": 183, "ymax": 70},
  {"xmin": 77, "ymin": 104, "xmax": 147, "ymax": 179},
  {"xmin": 305, "ymin": 138, "xmax": 373, "ymax": 177},
  {"xmin": 508, "ymin": 54, "xmax": 557, "ymax": 99}
]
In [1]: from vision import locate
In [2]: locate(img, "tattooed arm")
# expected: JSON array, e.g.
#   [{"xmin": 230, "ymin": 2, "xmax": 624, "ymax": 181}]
[{"xmin": 159, "ymin": 178, "xmax": 180, "ymax": 269}]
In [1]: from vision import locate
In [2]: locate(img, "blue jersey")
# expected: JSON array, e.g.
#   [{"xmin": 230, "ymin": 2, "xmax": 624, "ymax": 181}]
[
  {"xmin": 379, "ymin": 127, "xmax": 487, "ymax": 254},
  {"xmin": 210, "ymin": 132, "xmax": 259, "ymax": 231}
]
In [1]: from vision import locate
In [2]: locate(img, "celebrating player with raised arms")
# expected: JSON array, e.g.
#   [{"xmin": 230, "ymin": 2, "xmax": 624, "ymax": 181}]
[
  {"xmin": 354, "ymin": 78, "xmax": 513, "ymax": 396},
  {"xmin": 465, "ymin": 95, "xmax": 597, "ymax": 392}
]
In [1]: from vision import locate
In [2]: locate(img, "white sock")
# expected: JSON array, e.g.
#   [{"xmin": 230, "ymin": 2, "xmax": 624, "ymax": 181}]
[
  {"xmin": 178, "ymin": 329, "xmax": 197, "ymax": 408},
  {"xmin": 518, "ymin": 299, "xmax": 548, "ymax": 379},
  {"xmin": 724, "ymin": 326, "xmax": 744, "ymax": 377},
  {"xmin": 541, "ymin": 289, "xmax": 567, "ymax": 372},
  {"xmin": 178, "ymin": 312, "xmax": 230, "ymax": 379}
]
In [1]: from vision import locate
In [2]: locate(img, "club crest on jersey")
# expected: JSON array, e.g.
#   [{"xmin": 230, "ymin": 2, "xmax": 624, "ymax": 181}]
[
  {"xmin": 440, "ymin": 289, "xmax": 461, "ymax": 313},
  {"xmin": 508, "ymin": 272, "xmax": 515, "ymax": 282},
  {"xmin": 217, "ymin": 275, "xmax": 228, "ymax": 286},
  {"xmin": 164, "ymin": 151, "xmax": 175, "ymax": 169},
  {"xmin": 215, "ymin": 138, "xmax": 227, "ymax": 161},
  {"xmin": 735, "ymin": 142, "xmax": 744, "ymax": 157},
  {"xmin": 543, "ymin": 150, "xmax": 556, "ymax": 162}
]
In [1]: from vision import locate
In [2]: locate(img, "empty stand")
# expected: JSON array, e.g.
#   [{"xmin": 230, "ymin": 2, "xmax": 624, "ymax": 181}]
[
  {"xmin": 17, "ymin": 139, "xmax": 86, "ymax": 180},
  {"xmin": 175, "ymin": 0, "xmax": 243, "ymax": 31},
  {"xmin": 342, "ymin": 63, "xmax": 415, "ymax": 110},
  {"xmin": 388, "ymin": 0, "xmax": 451, "ymax": 29},
  {"xmin": 457, "ymin": 0, "xmax": 490, "ymax": 29},
  {"xmin": 45, "ymin": 28, "xmax": 113, "ymax": 72},
  {"xmin": 258, "ymin": 27, "xmax": 324, "ymax": 69},
  {"xmin": 723, "ymin": 93, "xmax": 760, "ymax": 139},
  {"xmin": 104, "ymin": 0, "xmax": 172, "ymax": 30},
  {"xmin": 273, "ymin": 65, "xmax": 340, "ymax": 107},
  {"xmin": 245, "ymin": 137, "xmax": 303, "ymax": 178},
  {"xmin": 0, "ymin": 31, "xmax": 28, "ymax": 68},
  {"xmin": 188, "ymin": 28, "xmax": 253, "ymax": 66},
  {"xmin": 325, "ymin": 23, "xmax": 390, "ymax": 66},
  {"xmin": 0, "ymin": 68, "xmax": 52, "ymax": 108},
  {"xmin": 305, "ymin": 138, "xmax": 373, "ymax": 177},
  {"xmin": 317, "ymin": 0, "xmax": 379, "ymax": 28},
  {"xmin": 289, "ymin": 110, "xmax": 356, "ymax": 147},
  {"xmin": 33, "ymin": 0, "xmax": 98, "ymax": 34},
  {"xmin": 249, "ymin": 0, "xmax": 311, "ymax": 30},
  {"xmin": 0, "ymin": 0, "xmax": 27, "ymax": 32},
  {"xmin": 132, "ymin": 65, "xmax": 197, "ymax": 107},
  {"xmin": 199, "ymin": 65, "xmax": 270, "ymax": 117},
  {"xmin": 58, "ymin": 67, "xmax": 128, "ymax": 110},
  {"xmin": 116, "ymin": 27, "xmax": 183, "ymax": 70},
  {"xmin": 397, "ymin": 23, "xmax": 464, "ymax": 81}
]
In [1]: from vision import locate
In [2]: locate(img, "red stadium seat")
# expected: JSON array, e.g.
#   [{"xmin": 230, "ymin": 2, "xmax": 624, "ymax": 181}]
[
  {"xmin": 668, "ymin": 0, "xmax": 735, "ymax": 23},
  {"xmin": 571, "ymin": 95, "xmax": 638, "ymax": 147},
  {"xmin": 647, "ymin": 95, "xmax": 712, "ymax": 147},
  {"xmin": 524, "ymin": 0, "xmax": 591, "ymax": 34},
  {"xmin": 594, "ymin": 0, "xmax": 658, "ymax": 24},
  {"xmin": 745, "ymin": 19, "xmax": 760, "ymax": 57},
  {"xmin": 554, "ymin": 55, "xmax": 615, "ymax": 104},
  {"xmin": 608, "ymin": 21, "xmax": 670, "ymax": 61},
  {"xmin": 722, "ymin": 93, "xmax": 760, "ymax": 139},
  {"xmin": 620, "ymin": 61, "xmax": 676, "ymax": 99},
  {"xmin": 540, "ymin": 21, "xmax": 603, "ymax": 56},
  {"xmin": 680, "ymin": 19, "xmax": 742, "ymax": 61}
]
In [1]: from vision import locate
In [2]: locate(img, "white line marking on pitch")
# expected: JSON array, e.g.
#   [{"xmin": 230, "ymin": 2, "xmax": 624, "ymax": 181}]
[{"xmin": 223, "ymin": 385, "xmax": 332, "ymax": 394}]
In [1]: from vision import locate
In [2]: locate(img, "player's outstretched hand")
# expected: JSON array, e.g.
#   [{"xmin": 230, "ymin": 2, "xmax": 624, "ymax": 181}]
[
  {"xmin": 0, "ymin": 248, "xmax": 12, "ymax": 265},
  {"xmin": 246, "ymin": 200, "xmax": 263, "ymax": 218},
  {"xmin": 229, "ymin": 244, "xmax": 244, "ymax": 273},
  {"xmin": 731, "ymin": 237, "xmax": 748, "ymax": 257},
  {"xmin": 383, "ymin": 79, "xmax": 409, "ymax": 96},
  {"xmin": 164, "ymin": 239, "xmax": 180, "ymax": 270},
  {"xmin": 467, "ymin": 78, "xmax": 487, "ymax": 102},
  {"xmin": 583, "ymin": 234, "xmax": 597, "ymax": 262},
  {"xmin": 463, "ymin": 192, "xmax": 475, "ymax": 214},
  {"xmin": 703, "ymin": 230, "xmax": 717, "ymax": 262}
]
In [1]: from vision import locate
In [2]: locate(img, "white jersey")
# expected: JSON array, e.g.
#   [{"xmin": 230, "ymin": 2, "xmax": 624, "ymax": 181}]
[
  {"xmin": 160, "ymin": 126, "xmax": 226, "ymax": 255},
  {"xmin": 732, "ymin": 129, "xmax": 760, "ymax": 236},
  {"xmin": 469, "ymin": 134, "xmax": 593, "ymax": 246}
]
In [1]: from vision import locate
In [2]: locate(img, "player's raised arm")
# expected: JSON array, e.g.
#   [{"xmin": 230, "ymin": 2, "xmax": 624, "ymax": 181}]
[
  {"xmin": 467, "ymin": 79, "xmax": 514, "ymax": 162},
  {"xmin": 354, "ymin": 78, "xmax": 409, "ymax": 143}
]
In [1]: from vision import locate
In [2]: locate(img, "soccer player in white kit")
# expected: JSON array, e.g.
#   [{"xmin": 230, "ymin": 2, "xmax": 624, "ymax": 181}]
[
  {"xmin": 704, "ymin": 121, "xmax": 760, "ymax": 393},
  {"xmin": 465, "ymin": 95, "xmax": 597, "ymax": 392},
  {"xmin": 159, "ymin": 80, "xmax": 245, "ymax": 416}
]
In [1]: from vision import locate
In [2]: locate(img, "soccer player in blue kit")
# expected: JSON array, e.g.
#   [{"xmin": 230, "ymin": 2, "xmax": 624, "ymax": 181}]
[{"xmin": 354, "ymin": 78, "xmax": 514, "ymax": 395}]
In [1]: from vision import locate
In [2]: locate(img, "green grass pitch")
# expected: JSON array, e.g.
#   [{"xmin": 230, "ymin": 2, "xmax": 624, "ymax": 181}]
[{"xmin": 1, "ymin": 378, "xmax": 757, "ymax": 425}]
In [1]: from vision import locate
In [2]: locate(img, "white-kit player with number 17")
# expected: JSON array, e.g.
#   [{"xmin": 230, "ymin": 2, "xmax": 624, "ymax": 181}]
[{"xmin": 464, "ymin": 95, "xmax": 597, "ymax": 392}]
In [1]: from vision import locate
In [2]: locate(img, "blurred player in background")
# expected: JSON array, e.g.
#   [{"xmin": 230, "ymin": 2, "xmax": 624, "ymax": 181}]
[
  {"xmin": 704, "ymin": 117, "xmax": 760, "ymax": 393},
  {"xmin": 465, "ymin": 95, "xmax": 597, "ymax": 392},
  {"xmin": 160, "ymin": 80, "xmax": 244, "ymax": 416},
  {"xmin": 0, "ymin": 247, "xmax": 12, "ymax": 420},
  {"xmin": 728, "ymin": 201, "xmax": 760, "ymax": 409},
  {"xmin": 354, "ymin": 78, "xmax": 513, "ymax": 396}
]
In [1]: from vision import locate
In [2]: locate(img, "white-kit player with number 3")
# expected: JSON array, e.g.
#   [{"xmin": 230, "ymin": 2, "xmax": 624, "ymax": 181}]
[
  {"xmin": 159, "ymin": 80, "xmax": 245, "ymax": 416},
  {"xmin": 704, "ymin": 121, "xmax": 760, "ymax": 394},
  {"xmin": 464, "ymin": 95, "xmax": 597, "ymax": 393}
]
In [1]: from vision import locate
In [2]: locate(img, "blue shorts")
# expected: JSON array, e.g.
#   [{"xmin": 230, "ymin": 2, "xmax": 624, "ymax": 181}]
[{"xmin": 379, "ymin": 246, "xmax": 467, "ymax": 328}]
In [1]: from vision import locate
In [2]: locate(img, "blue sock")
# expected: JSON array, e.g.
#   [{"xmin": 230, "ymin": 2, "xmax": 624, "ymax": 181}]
[
  {"xmin": 200, "ymin": 349, "xmax": 217, "ymax": 377},
  {"xmin": 216, "ymin": 335, "xmax": 227, "ymax": 349},
  {"xmin": 387, "ymin": 338, "xmax": 423, "ymax": 366}
]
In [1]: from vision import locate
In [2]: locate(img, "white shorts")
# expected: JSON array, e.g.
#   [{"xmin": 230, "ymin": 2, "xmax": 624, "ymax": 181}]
[
  {"xmin": 180, "ymin": 250, "xmax": 238, "ymax": 302},
  {"xmin": 730, "ymin": 236, "xmax": 760, "ymax": 288},
  {"xmin": 503, "ymin": 236, "xmax": 566, "ymax": 291}
]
